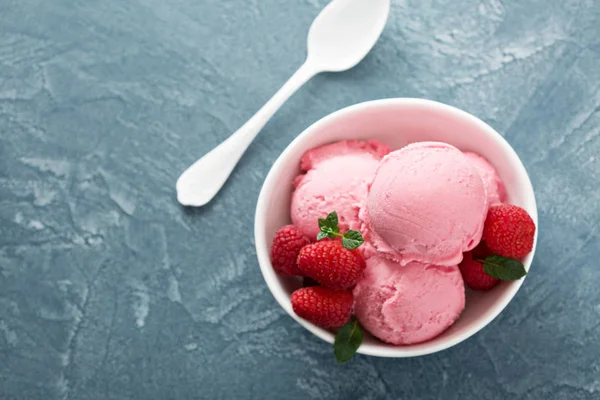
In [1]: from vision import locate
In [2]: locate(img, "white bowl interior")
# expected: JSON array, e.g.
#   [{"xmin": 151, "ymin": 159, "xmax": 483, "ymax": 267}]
[{"xmin": 255, "ymin": 99, "xmax": 537, "ymax": 357}]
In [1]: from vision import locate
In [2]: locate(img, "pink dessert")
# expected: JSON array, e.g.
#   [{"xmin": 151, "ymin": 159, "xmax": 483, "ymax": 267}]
[
  {"xmin": 353, "ymin": 255, "xmax": 465, "ymax": 345},
  {"xmin": 291, "ymin": 140, "xmax": 390, "ymax": 239},
  {"xmin": 281, "ymin": 139, "xmax": 515, "ymax": 350},
  {"xmin": 464, "ymin": 152, "xmax": 506, "ymax": 206},
  {"xmin": 361, "ymin": 142, "xmax": 488, "ymax": 266}
]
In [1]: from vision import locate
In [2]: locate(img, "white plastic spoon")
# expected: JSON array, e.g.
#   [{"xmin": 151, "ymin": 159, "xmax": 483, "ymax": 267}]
[{"xmin": 176, "ymin": 0, "xmax": 391, "ymax": 206}]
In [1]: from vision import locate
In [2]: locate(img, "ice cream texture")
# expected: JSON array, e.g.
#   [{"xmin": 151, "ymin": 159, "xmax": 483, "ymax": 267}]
[
  {"xmin": 353, "ymin": 255, "xmax": 465, "ymax": 345},
  {"xmin": 464, "ymin": 152, "xmax": 506, "ymax": 206},
  {"xmin": 286, "ymin": 139, "xmax": 508, "ymax": 346},
  {"xmin": 361, "ymin": 142, "xmax": 488, "ymax": 266},
  {"xmin": 291, "ymin": 140, "xmax": 390, "ymax": 239}
]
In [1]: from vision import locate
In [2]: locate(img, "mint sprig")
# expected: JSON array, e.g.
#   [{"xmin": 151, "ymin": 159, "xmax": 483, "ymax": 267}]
[
  {"xmin": 477, "ymin": 255, "xmax": 527, "ymax": 280},
  {"xmin": 334, "ymin": 319, "xmax": 363, "ymax": 364},
  {"xmin": 317, "ymin": 211, "xmax": 364, "ymax": 250},
  {"xmin": 318, "ymin": 211, "xmax": 340, "ymax": 237}
]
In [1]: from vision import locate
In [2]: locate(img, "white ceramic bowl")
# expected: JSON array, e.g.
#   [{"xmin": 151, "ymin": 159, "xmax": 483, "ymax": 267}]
[{"xmin": 254, "ymin": 98, "xmax": 537, "ymax": 358}]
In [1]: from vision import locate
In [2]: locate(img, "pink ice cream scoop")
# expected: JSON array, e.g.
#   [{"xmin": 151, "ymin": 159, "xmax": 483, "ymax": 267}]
[
  {"xmin": 353, "ymin": 256, "xmax": 465, "ymax": 345},
  {"xmin": 361, "ymin": 142, "xmax": 488, "ymax": 266},
  {"xmin": 464, "ymin": 152, "xmax": 506, "ymax": 206},
  {"xmin": 291, "ymin": 140, "xmax": 390, "ymax": 239}
]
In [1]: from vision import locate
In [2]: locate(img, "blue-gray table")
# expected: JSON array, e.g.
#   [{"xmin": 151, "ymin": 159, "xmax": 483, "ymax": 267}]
[{"xmin": 1, "ymin": 1, "xmax": 599, "ymax": 399}]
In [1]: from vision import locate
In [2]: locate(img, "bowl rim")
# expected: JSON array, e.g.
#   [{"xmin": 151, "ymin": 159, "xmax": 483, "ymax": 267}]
[{"xmin": 254, "ymin": 98, "xmax": 538, "ymax": 358}]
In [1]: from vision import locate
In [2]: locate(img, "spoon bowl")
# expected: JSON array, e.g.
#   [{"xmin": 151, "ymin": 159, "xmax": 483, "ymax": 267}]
[{"xmin": 308, "ymin": 0, "xmax": 390, "ymax": 72}]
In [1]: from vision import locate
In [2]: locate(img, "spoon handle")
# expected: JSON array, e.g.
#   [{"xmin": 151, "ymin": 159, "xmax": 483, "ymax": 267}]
[{"xmin": 176, "ymin": 61, "xmax": 319, "ymax": 206}]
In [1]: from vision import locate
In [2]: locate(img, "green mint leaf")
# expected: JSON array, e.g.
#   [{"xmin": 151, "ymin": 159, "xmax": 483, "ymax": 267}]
[
  {"xmin": 319, "ymin": 212, "xmax": 340, "ymax": 236},
  {"xmin": 326, "ymin": 211, "xmax": 339, "ymax": 228},
  {"xmin": 334, "ymin": 320, "xmax": 363, "ymax": 364},
  {"xmin": 481, "ymin": 255, "xmax": 527, "ymax": 280},
  {"xmin": 319, "ymin": 228, "xmax": 337, "ymax": 239},
  {"xmin": 318, "ymin": 218, "xmax": 329, "ymax": 231},
  {"xmin": 341, "ymin": 230, "xmax": 364, "ymax": 250}
]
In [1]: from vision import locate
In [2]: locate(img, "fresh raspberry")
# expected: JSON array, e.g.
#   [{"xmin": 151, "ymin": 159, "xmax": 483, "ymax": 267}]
[
  {"xmin": 270, "ymin": 225, "xmax": 310, "ymax": 275},
  {"xmin": 297, "ymin": 240, "xmax": 366, "ymax": 290},
  {"xmin": 483, "ymin": 204, "xmax": 536, "ymax": 258},
  {"xmin": 459, "ymin": 251, "xmax": 499, "ymax": 291},
  {"xmin": 291, "ymin": 286, "xmax": 353, "ymax": 328}
]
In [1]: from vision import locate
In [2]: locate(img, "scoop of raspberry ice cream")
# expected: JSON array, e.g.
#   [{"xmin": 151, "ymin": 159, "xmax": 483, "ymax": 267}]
[
  {"xmin": 360, "ymin": 142, "xmax": 488, "ymax": 267},
  {"xmin": 353, "ymin": 256, "xmax": 465, "ymax": 345},
  {"xmin": 463, "ymin": 152, "xmax": 506, "ymax": 206},
  {"xmin": 291, "ymin": 140, "xmax": 390, "ymax": 240}
]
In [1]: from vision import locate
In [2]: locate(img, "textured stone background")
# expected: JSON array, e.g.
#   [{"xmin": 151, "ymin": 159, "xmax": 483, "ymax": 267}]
[{"xmin": 1, "ymin": 0, "xmax": 599, "ymax": 399}]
